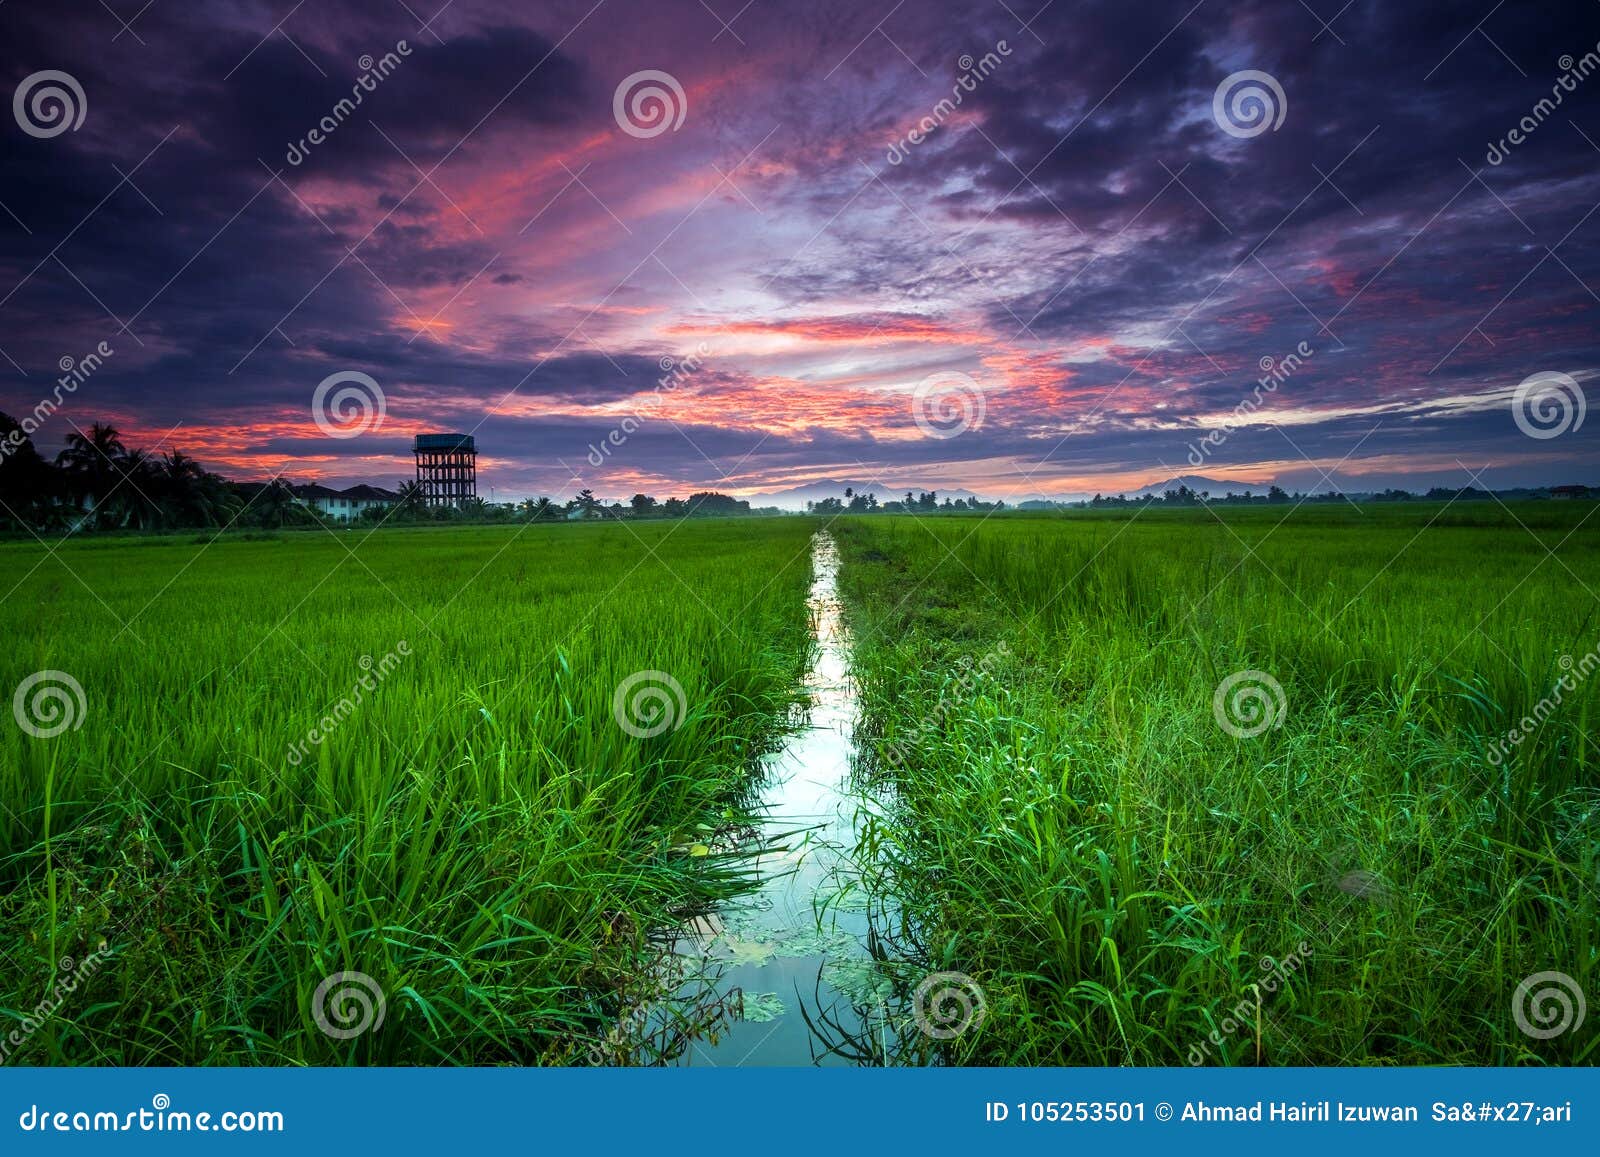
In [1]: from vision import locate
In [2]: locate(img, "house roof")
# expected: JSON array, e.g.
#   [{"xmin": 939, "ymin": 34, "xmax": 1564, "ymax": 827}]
[
  {"xmin": 292, "ymin": 483, "xmax": 399, "ymax": 501},
  {"xmin": 341, "ymin": 484, "xmax": 399, "ymax": 500}
]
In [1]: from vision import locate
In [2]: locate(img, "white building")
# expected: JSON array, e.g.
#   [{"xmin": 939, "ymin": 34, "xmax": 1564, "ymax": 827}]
[{"xmin": 293, "ymin": 483, "xmax": 399, "ymax": 522}]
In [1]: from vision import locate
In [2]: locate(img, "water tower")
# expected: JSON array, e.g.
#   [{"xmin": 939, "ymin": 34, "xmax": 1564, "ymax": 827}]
[{"xmin": 412, "ymin": 433, "xmax": 477, "ymax": 507}]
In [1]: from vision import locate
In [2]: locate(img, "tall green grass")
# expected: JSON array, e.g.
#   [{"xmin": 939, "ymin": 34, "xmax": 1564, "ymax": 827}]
[
  {"xmin": 0, "ymin": 518, "xmax": 817, "ymax": 1063},
  {"xmin": 837, "ymin": 504, "xmax": 1599, "ymax": 1065}
]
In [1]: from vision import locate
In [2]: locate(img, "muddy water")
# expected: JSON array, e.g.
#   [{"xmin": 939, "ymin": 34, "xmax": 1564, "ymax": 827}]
[{"xmin": 672, "ymin": 530, "xmax": 901, "ymax": 1066}]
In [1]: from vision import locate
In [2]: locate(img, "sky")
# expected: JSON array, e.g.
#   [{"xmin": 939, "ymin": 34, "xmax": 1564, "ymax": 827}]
[{"xmin": 1, "ymin": 0, "xmax": 1599, "ymax": 503}]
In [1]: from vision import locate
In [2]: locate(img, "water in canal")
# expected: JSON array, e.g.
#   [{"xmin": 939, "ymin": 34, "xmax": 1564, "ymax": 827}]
[{"xmin": 669, "ymin": 530, "xmax": 903, "ymax": 1065}]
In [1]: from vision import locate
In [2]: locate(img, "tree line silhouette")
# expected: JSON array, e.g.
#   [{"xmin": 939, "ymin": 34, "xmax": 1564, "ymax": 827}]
[{"xmin": 0, "ymin": 415, "xmax": 767, "ymax": 533}]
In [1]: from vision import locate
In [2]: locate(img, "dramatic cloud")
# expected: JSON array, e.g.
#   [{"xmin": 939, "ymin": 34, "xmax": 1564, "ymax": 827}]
[{"xmin": 1, "ymin": 0, "xmax": 1597, "ymax": 501}]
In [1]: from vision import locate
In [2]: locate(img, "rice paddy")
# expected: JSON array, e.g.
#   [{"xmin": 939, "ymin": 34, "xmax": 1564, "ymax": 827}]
[
  {"xmin": 834, "ymin": 502, "xmax": 1599, "ymax": 1066},
  {"xmin": 3, "ymin": 501, "xmax": 1597, "ymax": 1066},
  {"xmin": 0, "ymin": 518, "xmax": 814, "ymax": 1063}
]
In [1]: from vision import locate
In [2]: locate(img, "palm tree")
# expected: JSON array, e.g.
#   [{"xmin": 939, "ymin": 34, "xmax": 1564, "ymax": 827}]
[
  {"xmin": 394, "ymin": 481, "xmax": 427, "ymax": 517},
  {"xmin": 530, "ymin": 496, "xmax": 557, "ymax": 521},
  {"xmin": 155, "ymin": 451, "xmax": 235, "ymax": 527},
  {"xmin": 56, "ymin": 422, "xmax": 127, "ymax": 525},
  {"xmin": 0, "ymin": 412, "xmax": 61, "ymax": 529},
  {"xmin": 251, "ymin": 478, "xmax": 311, "ymax": 528}
]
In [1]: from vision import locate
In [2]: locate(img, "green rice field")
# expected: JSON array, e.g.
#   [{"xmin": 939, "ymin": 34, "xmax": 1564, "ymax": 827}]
[
  {"xmin": 0, "ymin": 519, "xmax": 814, "ymax": 1063},
  {"xmin": 836, "ymin": 502, "xmax": 1599, "ymax": 1066},
  {"xmin": 2, "ymin": 503, "xmax": 1597, "ymax": 1066}
]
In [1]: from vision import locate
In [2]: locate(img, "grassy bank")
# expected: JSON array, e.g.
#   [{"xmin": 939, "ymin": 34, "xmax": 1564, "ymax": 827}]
[
  {"xmin": 835, "ymin": 503, "xmax": 1598, "ymax": 1065},
  {"xmin": 0, "ymin": 518, "xmax": 817, "ymax": 1063}
]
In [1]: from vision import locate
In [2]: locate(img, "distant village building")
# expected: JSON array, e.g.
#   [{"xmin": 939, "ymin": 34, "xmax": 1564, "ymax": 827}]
[
  {"xmin": 293, "ymin": 483, "xmax": 399, "ymax": 521},
  {"xmin": 413, "ymin": 433, "xmax": 477, "ymax": 506},
  {"xmin": 1550, "ymin": 484, "xmax": 1592, "ymax": 500}
]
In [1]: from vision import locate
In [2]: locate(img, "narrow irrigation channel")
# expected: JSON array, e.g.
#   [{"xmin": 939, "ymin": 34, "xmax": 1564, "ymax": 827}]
[{"xmin": 669, "ymin": 530, "xmax": 904, "ymax": 1065}]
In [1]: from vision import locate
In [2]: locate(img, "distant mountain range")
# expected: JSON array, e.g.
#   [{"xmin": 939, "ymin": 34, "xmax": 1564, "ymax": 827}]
[
  {"xmin": 1127, "ymin": 474, "xmax": 1275, "ymax": 498},
  {"xmin": 749, "ymin": 479, "xmax": 982, "ymax": 510}
]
